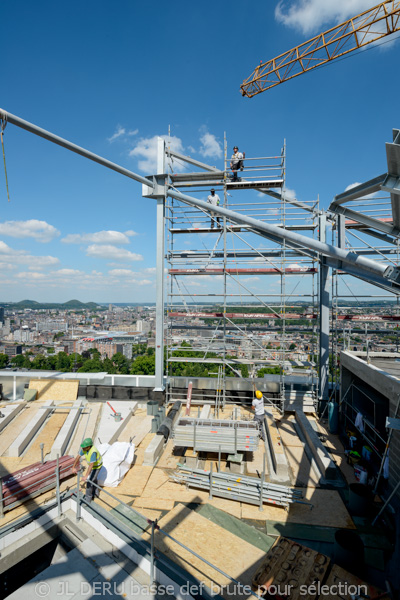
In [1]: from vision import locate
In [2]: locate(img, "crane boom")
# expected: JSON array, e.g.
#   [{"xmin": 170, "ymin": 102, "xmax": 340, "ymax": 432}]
[{"xmin": 241, "ymin": 1, "xmax": 400, "ymax": 97}]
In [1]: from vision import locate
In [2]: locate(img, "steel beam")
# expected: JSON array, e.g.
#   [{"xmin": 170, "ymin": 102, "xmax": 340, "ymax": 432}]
[
  {"xmin": 0, "ymin": 108, "xmax": 152, "ymax": 188},
  {"xmin": 155, "ymin": 138, "xmax": 166, "ymax": 391},
  {"xmin": 167, "ymin": 189, "xmax": 399, "ymax": 285},
  {"xmin": 330, "ymin": 173, "xmax": 386, "ymax": 206},
  {"xmin": 319, "ymin": 215, "xmax": 330, "ymax": 406},
  {"xmin": 167, "ymin": 148, "xmax": 220, "ymax": 172}
]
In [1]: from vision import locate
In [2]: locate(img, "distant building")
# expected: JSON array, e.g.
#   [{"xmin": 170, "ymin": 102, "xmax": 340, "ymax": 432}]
[
  {"xmin": 0, "ymin": 307, "xmax": 4, "ymax": 324},
  {"xmin": 36, "ymin": 320, "xmax": 68, "ymax": 333},
  {"xmin": 0, "ymin": 344, "xmax": 22, "ymax": 357}
]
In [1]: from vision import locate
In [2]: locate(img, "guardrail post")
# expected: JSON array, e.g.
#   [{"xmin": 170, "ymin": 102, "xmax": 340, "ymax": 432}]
[
  {"xmin": 234, "ymin": 422, "xmax": 238, "ymax": 454},
  {"xmin": 209, "ymin": 461, "xmax": 213, "ymax": 500},
  {"xmin": 0, "ymin": 477, "xmax": 4, "ymax": 519},
  {"xmin": 150, "ymin": 518, "xmax": 158, "ymax": 586},
  {"xmin": 259, "ymin": 453, "xmax": 265, "ymax": 512},
  {"xmin": 218, "ymin": 445, "xmax": 221, "ymax": 472},
  {"xmin": 56, "ymin": 454, "xmax": 61, "ymax": 517},
  {"xmin": 40, "ymin": 443, "xmax": 44, "ymax": 464},
  {"xmin": 76, "ymin": 470, "xmax": 81, "ymax": 522},
  {"xmin": 193, "ymin": 420, "xmax": 197, "ymax": 452}
]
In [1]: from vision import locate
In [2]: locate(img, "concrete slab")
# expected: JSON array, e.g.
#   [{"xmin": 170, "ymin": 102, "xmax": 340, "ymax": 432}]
[
  {"xmin": 264, "ymin": 409, "xmax": 291, "ymax": 484},
  {"xmin": 8, "ymin": 401, "xmax": 54, "ymax": 457},
  {"xmin": 48, "ymin": 399, "xmax": 83, "ymax": 460},
  {"xmin": 67, "ymin": 403, "xmax": 102, "ymax": 456},
  {"xmin": 95, "ymin": 401, "xmax": 138, "ymax": 446},
  {"xmin": 199, "ymin": 404, "xmax": 211, "ymax": 419},
  {"xmin": 0, "ymin": 402, "xmax": 25, "ymax": 433},
  {"xmin": 295, "ymin": 410, "xmax": 337, "ymax": 480},
  {"xmin": 143, "ymin": 434, "xmax": 165, "ymax": 466}
]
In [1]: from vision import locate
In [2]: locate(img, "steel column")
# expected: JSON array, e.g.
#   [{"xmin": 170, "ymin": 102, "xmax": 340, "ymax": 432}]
[
  {"xmin": 154, "ymin": 137, "xmax": 166, "ymax": 391},
  {"xmin": 319, "ymin": 215, "xmax": 330, "ymax": 408}
]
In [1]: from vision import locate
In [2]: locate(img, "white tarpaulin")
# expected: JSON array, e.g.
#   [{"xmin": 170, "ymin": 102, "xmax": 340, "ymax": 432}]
[{"xmin": 96, "ymin": 442, "xmax": 135, "ymax": 487}]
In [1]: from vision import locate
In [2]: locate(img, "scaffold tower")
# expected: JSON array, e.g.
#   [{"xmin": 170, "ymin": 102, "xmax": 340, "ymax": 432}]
[{"xmin": 164, "ymin": 139, "xmax": 321, "ymax": 412}]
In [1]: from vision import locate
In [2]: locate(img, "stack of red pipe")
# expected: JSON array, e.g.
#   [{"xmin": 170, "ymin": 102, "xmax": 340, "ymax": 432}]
[{"xmin": 1, "ymin": 456, "xmax": 75, "ymax": 509}]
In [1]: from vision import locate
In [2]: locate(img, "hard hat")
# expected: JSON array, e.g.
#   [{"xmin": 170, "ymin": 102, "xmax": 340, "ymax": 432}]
[
  {"xmin": 81, "ymin": 437, "xmax": 93, "ymax": 449},
  {"xmin": 255, "ymin": 390, "xmax": 263, "ymax": 399},
  {"xmin": 233, "ymin": 146, "xmax": 238, "ymax": 150},
  {"xmin": 211, "ymin": 188, "xmax": 215, "ymax": 192}
]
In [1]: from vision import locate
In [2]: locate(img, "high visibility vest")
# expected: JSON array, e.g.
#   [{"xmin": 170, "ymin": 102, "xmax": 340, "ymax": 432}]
[{"xmin": 82, "ymin": 445, "xmax": 103, "ymax": 470}]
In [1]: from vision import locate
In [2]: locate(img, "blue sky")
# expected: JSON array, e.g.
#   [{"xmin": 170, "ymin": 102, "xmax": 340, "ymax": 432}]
[{"xmin": 0, "ymin": 0, "xmax": 399, "ymax": 303}]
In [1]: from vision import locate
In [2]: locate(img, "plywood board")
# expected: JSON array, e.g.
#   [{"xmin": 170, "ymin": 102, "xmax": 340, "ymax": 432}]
[
  {"xmin": 157, "ymin": 439, "xmax": 185, "ymax": 469},
  {"xmin": 246, "ymin": 444, "xmax": 268, "ymax": 477},
  {"xmin": 276, "ymin": 417, "xmax": 305, "ymax": 447},
  {"xmin": 29, "ymin": 379, "xmax": 79, "ymax": 402},
  {"xmin": 284, "ymin": 444, "xmax": 320, "ymax": 488},
  {"xmin": 141, "ymin": 468, "xmax": 209, "ymax": 503},
  {"xmin": 0, "ymin": 405, "xmax": 42, "ymax": 456},
  {"xmin": 133, "ymin": 497, "xmax": 175, "ymax": 511},
  {"xmin": 118, "ymin": 413, "xmax": 153, "ymax": 445},
  {"xmin": 25, "ymin": 405, "xmax": 71, "ymax": 462},
  {"xmin": 143, "ymin": 503, "xmax": 266, "ymax": 596},
  {"xmin": 241, "ymin": 488, "xmax": 355, "ymax": 529}
]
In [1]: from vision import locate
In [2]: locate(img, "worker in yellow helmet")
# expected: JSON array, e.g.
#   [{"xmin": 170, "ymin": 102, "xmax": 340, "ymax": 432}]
[
  {"xmin": 72, "ymin": 437, "xmax": 103, "ymax": 502},
  {"xmin": 252, "ymin": 390, "xmax": 266, "ymax": 441}
]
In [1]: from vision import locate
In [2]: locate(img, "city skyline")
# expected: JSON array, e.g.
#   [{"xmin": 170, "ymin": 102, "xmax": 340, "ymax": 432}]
[{"xmin": 1, "ymin": 1, "xmax": 399, "ymax": 302}]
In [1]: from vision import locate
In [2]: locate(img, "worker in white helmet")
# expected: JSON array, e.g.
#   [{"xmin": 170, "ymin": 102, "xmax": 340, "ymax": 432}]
[{"xmin": 252, "ymin": 390, "xmax": 266, "ymax": 441}]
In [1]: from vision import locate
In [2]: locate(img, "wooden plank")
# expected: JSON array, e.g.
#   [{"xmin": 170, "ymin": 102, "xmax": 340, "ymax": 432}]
[
  {"xmin": 157, "ymin": 439, "xmax": 186, "ymax": 469},
  {"xmin": 251, "ymin": 537, "xmax": 330, "ymax": 600},
  {"xmin": 28, "ymin": 379, "xmax": 79, "ymax": 402},
  {"xmin": 0, "ymin": 405, "xmax": 42, "ymax": 456},
  {"xmin": 24, "ymin": 405, "xmax": 71, "ymax": 461},
  {"xmin": 143, "ymin": 503, "xmax": 266, "ymax": 596},
  {"xmin": 118, "ymin": 413, "xmax": 153, "ymax": 445},
  {"xmin": 133, "ymin": 497, "xmax": 175, "ymax": 511},
  {"xmin": 141, "ymin": 468, "xmax": 209, "ymax": 503},
  {"xmin": 241, "ymin": 488, "xmax": 355, "ymax": 529}
]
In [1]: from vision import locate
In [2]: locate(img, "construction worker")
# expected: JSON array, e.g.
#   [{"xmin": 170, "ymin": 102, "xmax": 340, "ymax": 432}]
[
  {"xmin": 230, "ymin": 146, "xmax": 244, "ymax": 181},
  {"xmin": 72, "ymin": 438, "xmax": 103, "ymax": 502},
  {"xmin": 207, "ymin": 188, "xmax": 221, "ymax": 228},
  {"xmin": 252, "ymin": 390, "xmax": 266, "ymax": 441}
]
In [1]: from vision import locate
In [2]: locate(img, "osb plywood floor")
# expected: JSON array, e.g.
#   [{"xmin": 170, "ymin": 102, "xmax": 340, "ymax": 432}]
[
  {"xmin": 142, "ymin": 502, "xmax": 266, "ymax": 598},
  {"xmin": 0, "ymin": 404, "xmax": 46, "ymax": 456},
  {"xmin": 29, "ymin": 378, "xmax": 79, "ymax": 402}
]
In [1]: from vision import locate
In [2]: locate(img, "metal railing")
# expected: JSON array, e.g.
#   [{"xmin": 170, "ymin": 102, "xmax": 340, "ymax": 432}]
[{"xmin": 73, "ymin": 473, "xmax": 263, "ymax": 598}]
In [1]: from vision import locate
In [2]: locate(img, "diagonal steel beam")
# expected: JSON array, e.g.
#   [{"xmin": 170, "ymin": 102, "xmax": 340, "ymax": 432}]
[{"xmin": 167, "ymin": 189, "xmax": 399, "ymax": 285}]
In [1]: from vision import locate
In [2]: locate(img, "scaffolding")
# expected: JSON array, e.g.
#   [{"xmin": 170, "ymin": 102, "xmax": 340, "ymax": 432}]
[
  {"xmin": 165, "ymin": 139, "xmax": 321, "ymax": 412},
  {"xmin": 329, "ymin": 185, "xmax": 400, "ymax": 399}
]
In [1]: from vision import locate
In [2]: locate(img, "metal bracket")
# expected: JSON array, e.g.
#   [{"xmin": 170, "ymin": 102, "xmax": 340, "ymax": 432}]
[{"xmin": 142, "ymin": 174, "xmax": 167, "ymax": 198}]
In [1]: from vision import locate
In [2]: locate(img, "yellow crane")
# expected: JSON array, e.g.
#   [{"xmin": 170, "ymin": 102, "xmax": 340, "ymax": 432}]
[{"xmin": 241, "ymin": 1, "xmax": 400, "ymax": 98}]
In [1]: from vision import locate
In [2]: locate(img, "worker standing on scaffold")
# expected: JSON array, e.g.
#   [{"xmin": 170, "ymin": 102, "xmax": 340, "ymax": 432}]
[
  {"xmin": 230, "ymin": 145, "xmax": 244, "ymax": 181},
  {"xmin": 207, "ymin": 188, "xmax": 221, "ymax": 228},
  {"xmin": 252, "ymin": 390, "xmax": 266, "ymax": 441}
]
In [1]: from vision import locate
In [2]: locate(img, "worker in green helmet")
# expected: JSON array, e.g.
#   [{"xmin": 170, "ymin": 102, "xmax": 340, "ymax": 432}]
[{"xmin": 72, "ymin": 437, "xmax": 103, "ymax": 502}]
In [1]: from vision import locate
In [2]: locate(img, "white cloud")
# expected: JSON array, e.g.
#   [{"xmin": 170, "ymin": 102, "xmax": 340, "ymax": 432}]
[
  {"xmin": 108, "ymin": 126, "xmax": 139, "ymax": 143},
  {"xmin": 108, "ymin": 268, "xmax": 137, "ymax": 277},
  {"xmin": 62, "ymin": 230, "xmax": 137, "ymax": 245},
  {"xmin": 53, "ymin": 269, "xmax": 85, "ymax": 276},
  {"xmin": 275, "ymin": 0, "xmax": 373, "ymax": 35},
  {"xmin": 86, "ymin": 244, "xmax": 143, "ymax": 262},
  {"xmin": 199, "ymin": 130, "xmax": 222, "ymax": 159},
  {"xmin": 129, "ymin": 135, "xmax": 184, "ymax": 173},
  {"xmin": 0, "ymin": 219, "xmax": 60, "ymax": 243},
  {"xmin": 0, "ymin": 240, "xmax": 59, "ymax": 268},
  {"xmin": 15, "ymin": 271, "xmax": 46, "ymax": 279}
]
